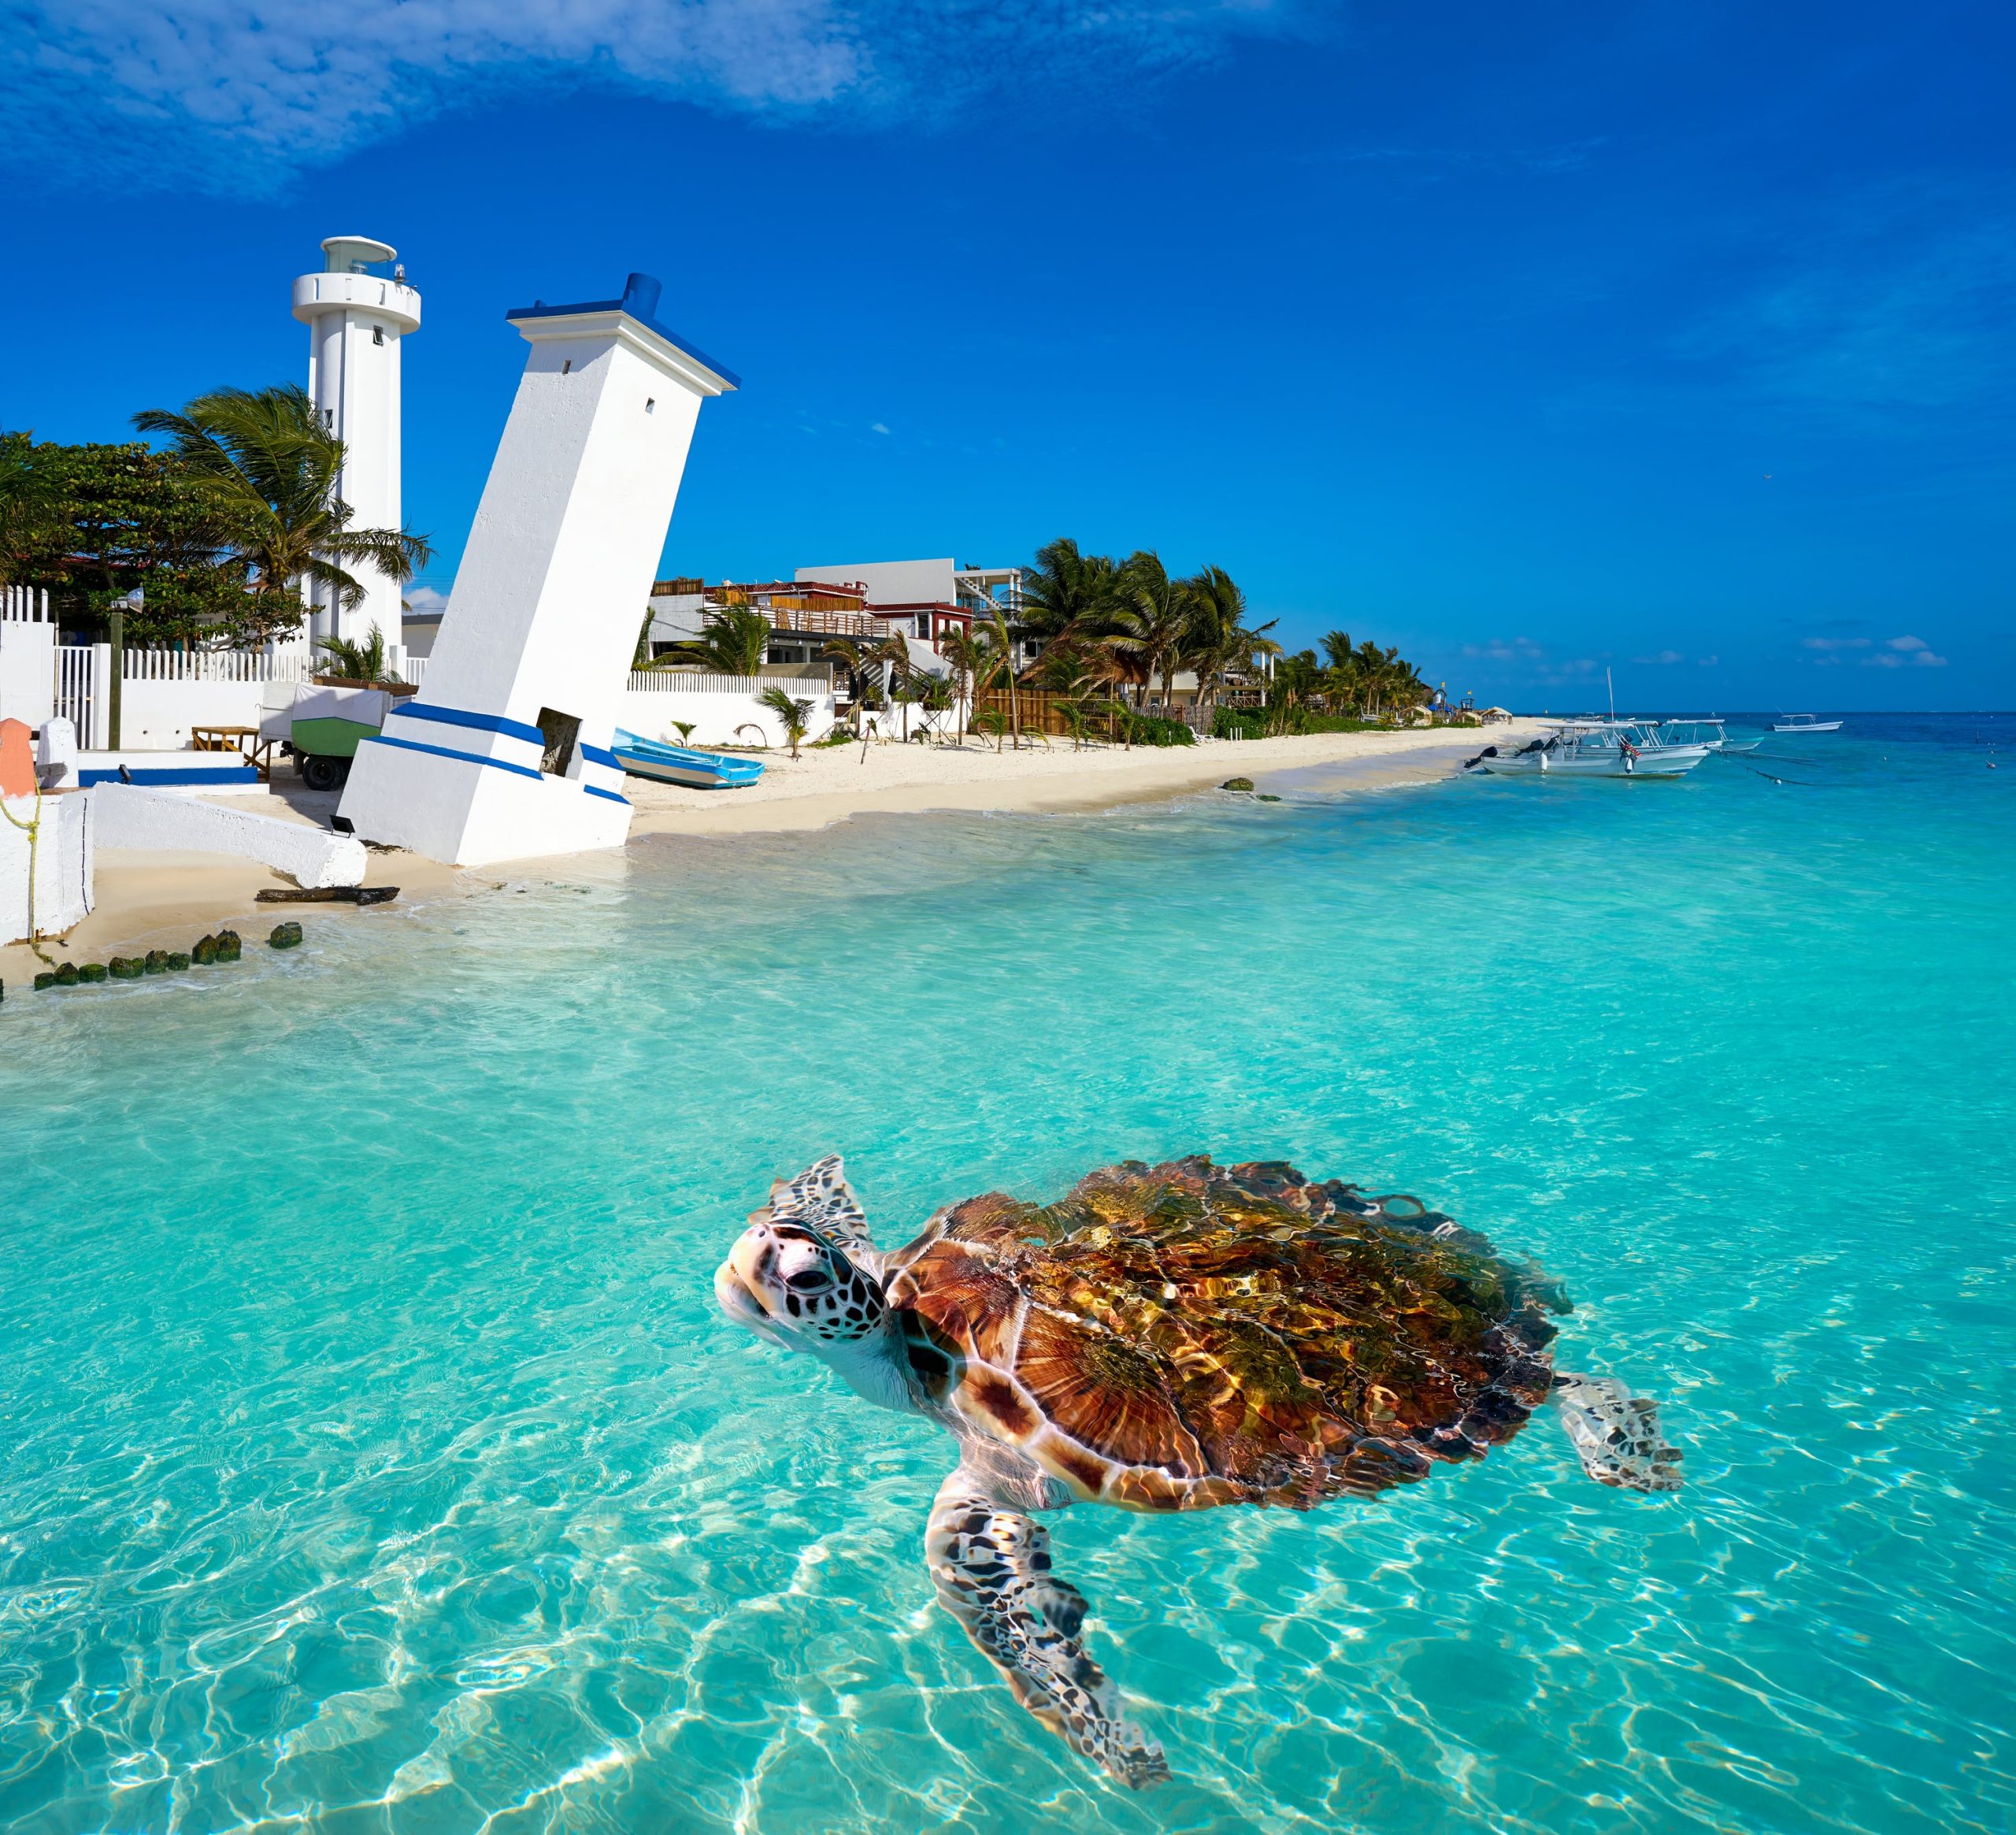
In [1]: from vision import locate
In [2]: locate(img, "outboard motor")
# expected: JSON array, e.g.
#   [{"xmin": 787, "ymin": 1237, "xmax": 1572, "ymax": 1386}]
[{"xmin": 1462, "ymin": 745, "xmax": 1499, "ymax": 770}]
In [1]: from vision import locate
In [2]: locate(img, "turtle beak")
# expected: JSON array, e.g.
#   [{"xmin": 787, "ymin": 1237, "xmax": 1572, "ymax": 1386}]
[{"xmin": 715, "ymin": 1240, "xmax": 789, "ymax": 1348}]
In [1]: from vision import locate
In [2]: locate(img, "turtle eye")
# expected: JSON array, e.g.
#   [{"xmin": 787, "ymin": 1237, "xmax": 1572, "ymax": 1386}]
[{"xmin": 785, "ymin": 1267, "xmax": 832, "ymax": 1292}]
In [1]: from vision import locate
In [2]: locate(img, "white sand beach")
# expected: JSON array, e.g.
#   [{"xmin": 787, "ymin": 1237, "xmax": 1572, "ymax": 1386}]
[{"xmin": 3, "ymin": 725, "xmax": 1540, "ymax": 979}]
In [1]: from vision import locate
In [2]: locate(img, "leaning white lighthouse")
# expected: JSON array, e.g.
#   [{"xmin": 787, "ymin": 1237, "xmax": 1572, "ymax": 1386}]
[{"xmin": 291, "ymin": 235, "xmax": 421, "ymax": 650}]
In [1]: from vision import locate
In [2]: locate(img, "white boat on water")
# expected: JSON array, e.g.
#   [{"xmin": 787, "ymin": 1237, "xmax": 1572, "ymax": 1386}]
[
  {"xmin": 1771, "ymin": 714, "xmax": 1843, "ymax": 733},
  {"xmin": 1469, "ymin": 720, "xmax": 1710, "ymax": 778},
  {"xmin": 1655, "ymin": 717, "xmax": 1760, "ymax": 754}
]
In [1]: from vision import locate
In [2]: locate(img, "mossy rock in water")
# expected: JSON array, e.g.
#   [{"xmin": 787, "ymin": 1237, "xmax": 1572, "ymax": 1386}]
[
  {"xmin": 79, "ymin": 962, "xmax": 108, "ymax": 983},
  {"xmin": 1220, "ymin": 777, "xmax": 1256, "ymax": 792},
  {"xmin": 109, "ymin": 956, "xmax": 144, "ymax": 981},
  {"xmin": 1255, "ymin": 793, "xmax": 1282, "ymax": 803},
  {"xmin": 214, "ymin": 930, "xmax": 243, "ymax": 962},
  {"xmin": 191, "ymin": 934, "xmax": 217, "ymax": 966},
  {"xmin": 54, "ymin": 962, "xmax": 79, "ymax": 986},
  {"xmin": 268, "ymin": 921, "xmax": 303, "ymax": 951},
  {"xmin": 143, "ymin": 950, "xmax": 169, "ymax": 975},
  {"xmin": 165, "ymin": 951, "xmax": 190, "ymax": 971},
  {"xmin": 34, "ymin": 971, "xmax": 56, "ymax": 991}
]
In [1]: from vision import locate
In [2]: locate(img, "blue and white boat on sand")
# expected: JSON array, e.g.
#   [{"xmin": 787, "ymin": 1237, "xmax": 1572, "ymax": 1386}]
[{"xmin": 611, "ymin": 728, "xmax": 765, "ymax": 790}]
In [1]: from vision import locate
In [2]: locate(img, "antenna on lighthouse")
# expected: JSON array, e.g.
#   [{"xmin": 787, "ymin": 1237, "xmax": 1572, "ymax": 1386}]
[{"xmin": 291, "ymin": 236, "xmax": 422, "ymax": 654}]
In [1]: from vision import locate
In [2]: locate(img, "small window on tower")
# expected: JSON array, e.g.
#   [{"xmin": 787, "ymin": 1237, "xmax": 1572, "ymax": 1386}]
[
  {"xmin": 372, "ymin": 325, "xmax": 384, "ymax": 347},
  {"xmin": 561, "ymin": 359, "xmax": 572, "ymax": 375},
  {"xmin": 645, "ymin": 398, "xmax": 656, "ymax": 413}
]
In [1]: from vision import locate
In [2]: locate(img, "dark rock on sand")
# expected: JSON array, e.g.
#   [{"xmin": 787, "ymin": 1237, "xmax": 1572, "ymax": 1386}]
[{"xmin": 269, "ymin": 921, "xmax": 303, "ymax": 950}]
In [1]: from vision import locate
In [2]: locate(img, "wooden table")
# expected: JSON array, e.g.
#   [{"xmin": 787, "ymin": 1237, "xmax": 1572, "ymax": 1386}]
[{"xmin": 191, "ymin": 725, "xmax": 276, "ymax": 780}]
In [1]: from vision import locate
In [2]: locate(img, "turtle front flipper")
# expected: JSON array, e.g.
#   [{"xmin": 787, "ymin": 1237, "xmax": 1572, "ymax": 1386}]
[
  {"xmin": 925, "ymin": 1461, "xmax": 1169, "ymax": 1789},
  {"xmin": 1551, "ymin": 1372, "xmax": 1683, "ymax": 1492}
]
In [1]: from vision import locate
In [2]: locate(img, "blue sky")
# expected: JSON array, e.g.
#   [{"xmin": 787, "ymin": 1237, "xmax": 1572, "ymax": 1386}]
[{"xmin": 4, "ymin": 0, "xmax": 2010, "ymax": 709}]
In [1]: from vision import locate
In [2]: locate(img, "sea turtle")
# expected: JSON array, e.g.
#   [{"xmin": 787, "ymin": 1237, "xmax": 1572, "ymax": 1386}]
[{"xmin": 714, "ymin": 1153, "xmax": 1681, "ymax": 1788}]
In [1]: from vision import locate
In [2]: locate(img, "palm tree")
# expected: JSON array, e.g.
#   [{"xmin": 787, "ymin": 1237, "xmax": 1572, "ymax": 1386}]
[
  {"xmin": 1019, "ymin": 536, "xmax": 1117, "ymax": 645},
  {"xmin": 758, "ymin": 684, "xmax": 813, "ymax": 758},
  {"xmin": 938, "ymin": 622, "xmax": 991, "ymax": 746},
  {"xmin": 133, "ymin": 384, "xmax": 431, "ymax": 645},
  {"xmin": 653, "ymin": 604, "xmax": 771, "ymax": 677},
  {"xmin": 1182, "ymin": 565, "xmax": 1277, "ymax": 725},
  {"xmin": 980, "ymin": 603, "xmax": 1025, "ymax": 748},
  {"xmin": 314, "ymin": 621, "xmax": 402, "ymax": 686},
  {"xmin": 1102, "ymin": 551, "xmax": 1191, "ymax": 714},
  {"xmin": 869, "ymin": 626, "xmax": 920, "ymax": 743}
]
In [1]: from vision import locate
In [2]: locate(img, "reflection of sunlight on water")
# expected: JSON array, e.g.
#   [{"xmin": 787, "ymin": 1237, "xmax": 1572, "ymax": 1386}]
[{"xmin": 1, "ymin": 716, "xmax": 2012, "ymax": 1832}]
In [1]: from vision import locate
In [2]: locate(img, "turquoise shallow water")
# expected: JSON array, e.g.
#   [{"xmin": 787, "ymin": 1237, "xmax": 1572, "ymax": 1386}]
[{"xmin": 3, "ymin": 714, "xmax": 2013, "ymax": 1833}]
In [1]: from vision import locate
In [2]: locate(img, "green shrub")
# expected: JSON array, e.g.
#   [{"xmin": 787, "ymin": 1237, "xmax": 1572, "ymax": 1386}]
[
  {"xmin": 1120, "ymin": 713, "xmax": 1195, "ymax": 747},
  {"xmin": 1213, "ymin": 706, "xmax": 1388, "ymax": 740}
]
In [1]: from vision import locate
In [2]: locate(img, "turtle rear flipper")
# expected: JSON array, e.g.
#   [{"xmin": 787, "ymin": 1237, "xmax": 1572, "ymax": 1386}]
[
  {"xmin": 925, "ymin": 1461, "xmax": 1169, "ymax": 1789},
  {"xmin": 1551, "ymin": 1373, "xmax": 1683, "ymax": 1493}
]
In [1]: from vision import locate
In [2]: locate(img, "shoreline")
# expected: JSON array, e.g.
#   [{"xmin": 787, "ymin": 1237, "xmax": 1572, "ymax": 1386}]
[{"xmin": 2, "ymin": 724, "xmax": 1540, "ymax": 978}]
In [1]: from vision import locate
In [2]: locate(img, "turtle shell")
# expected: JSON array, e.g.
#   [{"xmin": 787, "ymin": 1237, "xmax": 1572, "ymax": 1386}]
[{"xmin": 881, "ymin": 1155, "xmax": 1569, "ymax": 1513}]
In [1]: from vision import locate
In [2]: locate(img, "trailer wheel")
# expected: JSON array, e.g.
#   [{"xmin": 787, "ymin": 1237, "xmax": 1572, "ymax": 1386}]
[{"xmin": 301, "ymin": 754, "xmax": 346, "ymax": 793}]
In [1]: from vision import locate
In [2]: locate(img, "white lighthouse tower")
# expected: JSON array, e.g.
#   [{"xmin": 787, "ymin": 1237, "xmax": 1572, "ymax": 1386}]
[{"xmin": 291, "ymin": 235, "xmax": 421, "ymax": 651}]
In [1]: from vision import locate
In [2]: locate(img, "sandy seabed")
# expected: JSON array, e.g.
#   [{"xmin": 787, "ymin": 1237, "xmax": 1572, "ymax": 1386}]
[{"xmin": 2, "ymin": 725, "xmax": 1541, "ymax": 978}]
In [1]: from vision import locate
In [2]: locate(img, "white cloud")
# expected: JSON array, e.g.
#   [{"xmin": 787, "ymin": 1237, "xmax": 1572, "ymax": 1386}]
[
  {"xmin": 1864, "ymin": 639, "xmax": 1947, "ymax": 668},
  {"xmin": 2, "ymin": 0, "xmax": 1320, "ymax": 192},
  {"xmin": 869, "ymin": 421, "xmax": 891, "ymax": 435},
  {"xmin": 403, "ymin": 584, "xmax": 450, "ymax": 618},
  {"xmin": 1696, "ymin": 655, "xmax": 1718, "ymax": 666},
  {"xmin": 1460, "ymin": 636, "xmax": 1546, "ymax": 664},
  {"xmin": 1801, "ymin": 636, "xmax": 1871, "ymax": 651},
  {"xmin": 1631, "ymin": 649, "xmax": 1684, "ymax": 665}
]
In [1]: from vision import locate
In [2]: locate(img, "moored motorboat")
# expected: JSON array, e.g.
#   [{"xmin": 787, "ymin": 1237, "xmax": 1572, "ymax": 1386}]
[
  {"xmin": 611, "ymin": 728, "xmax": 765, "ymax": 789},
  {"xmin": 1654, "ymin": 717, "xmax": 1760, "ymax": 754},
  {"xmin": 1469, "ymin": 721, "xmax": 1710, "ymax": 778},
  {"xmin": 1771, "ymin": 714, "xmax": 1844, "ymax": 733}
]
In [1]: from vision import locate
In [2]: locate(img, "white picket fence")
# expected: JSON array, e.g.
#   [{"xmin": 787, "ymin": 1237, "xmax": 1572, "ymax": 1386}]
[
  {"xmin": 2, "ymin": 586, "xmax": 53, "ymax": 622},
  {"xmin": 627, "ymin": 668, "xmax": 832, "ymax": 696},
  {"xmin": 54, "ymin": 647, "xmax": 95, "ymax": 737},
  {"xmin": 120, "ymin": 649, "xmax": 313, "ymax": 683},
  {"xmin": 49, "ymin": 646, "xmax": 312, "ymax": 747}
]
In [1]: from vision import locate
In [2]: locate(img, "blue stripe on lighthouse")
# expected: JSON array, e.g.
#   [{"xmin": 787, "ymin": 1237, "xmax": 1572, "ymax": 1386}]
[{"xmin": 387, "ymin": 702, "xmax": 547, "ymax": 747}]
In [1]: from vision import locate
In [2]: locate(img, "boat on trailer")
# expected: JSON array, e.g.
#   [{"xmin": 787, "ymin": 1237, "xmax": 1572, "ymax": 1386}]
[
  {"xmin": 1771, "ymin": 714, "xmax": 1843, "ymax": 733},
  {"xmin": 611, "ymin": 728, "xmax": 765, "ymax": 789},
  {"xmin": 1470, "ymin": 720, "xmax": 1711, "ymax": 779}
]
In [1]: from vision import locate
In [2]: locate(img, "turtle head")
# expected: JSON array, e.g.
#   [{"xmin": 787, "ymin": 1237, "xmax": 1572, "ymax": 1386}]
[{"xmin": 714, "ymin": 1156, "xmax": 888, "ymax": 1356}]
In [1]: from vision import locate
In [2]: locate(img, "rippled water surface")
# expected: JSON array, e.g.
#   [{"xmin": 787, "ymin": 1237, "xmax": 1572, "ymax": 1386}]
[{"xmin": 4, "ymin": 714, "xmax": 2013, "ymax": 1833}]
